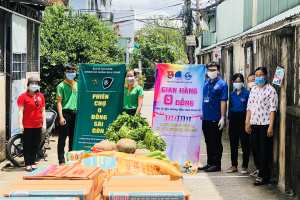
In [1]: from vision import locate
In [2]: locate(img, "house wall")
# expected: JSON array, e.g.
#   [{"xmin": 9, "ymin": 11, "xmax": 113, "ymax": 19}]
[
  {"xmin": 0, "ymin": 9, "xmax": 5, "ymax": 161},
  {"xmin": 0, "ymin": 75, "xmax": 5, "ymax": 161},
  {"xmin": 257, "ymin": 0, "xmax": 300, "ymax": 25}
]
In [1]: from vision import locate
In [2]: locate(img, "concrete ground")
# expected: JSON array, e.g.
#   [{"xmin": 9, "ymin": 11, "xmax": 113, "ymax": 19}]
[
  {"xmin": 142, "ymin": 91, "xmax": 295, "ymax": 200},
  {"xmin": 0, "ymin": 91, "xmax": 296, "ymax": 199}
]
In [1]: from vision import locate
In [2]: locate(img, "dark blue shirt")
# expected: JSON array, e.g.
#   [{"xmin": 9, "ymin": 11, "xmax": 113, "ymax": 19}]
[
  {"xmin": 203, "ymin": 77, "xmax": 228, "ymax": 121},
  {"xmin": 228, "ymin": 88, "xmax": 250, "ymax": 120}
]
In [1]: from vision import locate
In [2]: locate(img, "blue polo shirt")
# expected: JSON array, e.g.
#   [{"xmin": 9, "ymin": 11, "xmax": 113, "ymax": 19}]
[
  {"xmin": 203, "ymin": 77, "xmax": 228, "ymax": 121},
  {"xmin": 228, "ymin": 88, "xmax": 250, "ymax": 120}
]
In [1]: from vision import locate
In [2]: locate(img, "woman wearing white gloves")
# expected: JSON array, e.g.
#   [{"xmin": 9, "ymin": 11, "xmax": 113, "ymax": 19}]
[{"xmin": 17, "ymin": 76, "xmax": 46, "ymax": 171}]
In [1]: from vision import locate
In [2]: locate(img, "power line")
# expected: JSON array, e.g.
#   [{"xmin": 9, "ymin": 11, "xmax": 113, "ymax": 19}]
[{"xmin": 113, "ymin": 2, "xmax": 182, "ymax": 21}]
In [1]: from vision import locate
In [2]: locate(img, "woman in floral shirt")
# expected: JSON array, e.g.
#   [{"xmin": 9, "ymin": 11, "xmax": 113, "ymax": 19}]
[{"xmin": 245, "ymin": 67, "xmax": 278, "ymax": 186}]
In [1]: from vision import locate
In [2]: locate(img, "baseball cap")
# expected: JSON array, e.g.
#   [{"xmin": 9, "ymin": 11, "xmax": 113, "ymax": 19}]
[
  {"xmin": 28, "ymin": 76, "xmax": 40, "ymax": 84},
  {"xmin": 134, "ymin": 68, "xmax": 142, "ymax": 73}
]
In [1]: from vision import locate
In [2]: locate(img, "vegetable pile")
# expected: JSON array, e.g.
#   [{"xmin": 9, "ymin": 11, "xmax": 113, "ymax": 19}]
[
  {"xmin": 105, "ymin": 113, "xmax": 167, "ymax": 152},
  {"xmin": 143, "ymin": 150, "xmax": 171, "ymax": 163}
]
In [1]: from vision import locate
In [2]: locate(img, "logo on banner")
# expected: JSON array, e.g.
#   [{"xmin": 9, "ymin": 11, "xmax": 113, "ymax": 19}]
[
  {"xmin": 164, "ymin": 94, "xmax": 173, "ymax": 105},
  {"xmin": 185, "ymin": 72, "xmax": 193, "ymax": 80},
  {"xmin": 102, "ymin": 77, "xmax": 114, "ymax": 89},
  {"xmin": 167, "ymin": 71, "xmax": 174, "ymax": 79},
  {"xmin": 175, "ymin": 71, "xmax": 183, "ymax": 80}
]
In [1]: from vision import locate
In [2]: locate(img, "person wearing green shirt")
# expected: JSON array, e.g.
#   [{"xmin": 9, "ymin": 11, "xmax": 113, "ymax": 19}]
[
  {"xmin": 123, "ymin": 69, "xmax": 144, "ymax": 116},
  {"xmin": 56, "ymin": 64, "xmax": 78, "ymax": 165}
]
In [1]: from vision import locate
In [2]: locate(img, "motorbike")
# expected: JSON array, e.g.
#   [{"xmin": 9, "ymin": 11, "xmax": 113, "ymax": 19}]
[{"xmin": 6, "ymin": 92, "xmax": 57, "ymax": 167}]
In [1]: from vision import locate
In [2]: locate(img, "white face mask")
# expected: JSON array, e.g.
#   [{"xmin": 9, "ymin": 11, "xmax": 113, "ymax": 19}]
[
  {"xmin": 248, "ymin": 82, "xmax": 257, "ymax": 89},
  {"xmin": 207, "ymin": 71, "xmax": 218, "ymax": 79},
  {"xmin": 125, "ymin": 77, "xmax": 135, "ymax": 84}
]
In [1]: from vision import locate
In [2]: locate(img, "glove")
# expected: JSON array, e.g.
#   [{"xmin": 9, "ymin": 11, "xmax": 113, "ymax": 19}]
[
  {"xmin": 42, "ymin": 125, "xmax": 47, "ymax": 133},
  {"xmin": 19, "ymin": 125, "xmax": 24, "ymax": 134},
  {"xmin": 218, "ymin": 116, "xmax": 225, "ymax": 130}
]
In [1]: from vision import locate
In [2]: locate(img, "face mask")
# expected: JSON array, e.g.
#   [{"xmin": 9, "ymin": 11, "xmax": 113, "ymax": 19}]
[
  {"xmin": 137, "ymin": 74, "xmax": 140, "ymax": 78},
  {"xmin": 233, "ymin": 83, "xmax": 243, "ymax": 89},
  {"xmin": 126, "ymin": 77, "xmax": 135, "ymax": 84},
  {"xmin": 66, "ymin": 73, "xmax": 76, "ymax": 80},
  {"xmin": 255, "ymin": 77, "xmax": 266, "ymax": 86},
  {"xmin": 248, "ymin": 82, "xmax": 257, "ymax": 89},
  {"xmin": 29, "ymin": 84, "xmax": 39, "ymax": 92},
  {"xmin": 207, "ymin": 71, "xmax": 218, "ymax": 79}
]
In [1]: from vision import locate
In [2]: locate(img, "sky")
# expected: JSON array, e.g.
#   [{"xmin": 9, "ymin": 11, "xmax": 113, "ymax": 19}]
[{"xmin": 109, "ymin": 0, "xmax": 211, "ymax": 30}]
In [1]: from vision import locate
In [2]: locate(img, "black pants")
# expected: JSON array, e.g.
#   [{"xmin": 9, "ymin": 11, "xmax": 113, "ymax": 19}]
[
  {"xmin": 202, "ymin": 120, "xmax": 223, "ymax": 167},
  {"xmin": 23, "ymin": 128, "xmax": 41, "ymax": 166},
  {"xmin": 123, "ymin": 109, "xmax": 137, "ymax": 116},
  {"xmin": 58, "ymin": 110, "xmax": 76, "ymax": 164},
  {"xmin": 251, "ymin": 125, "xmax": 272, "ymax": 179},
  {"xmin": 251, "ymin": 137, "xmax": 260, "ymax": 170},
  {"xmin": 229, "ymin": 120, "xmax": 250, "ymax": 168}
]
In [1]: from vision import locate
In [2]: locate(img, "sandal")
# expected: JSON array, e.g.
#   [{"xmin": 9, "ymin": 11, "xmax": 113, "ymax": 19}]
[
  {"xmin": 250, "ymin": 170, "xmax": 258, "ymax": 177},
  {"xmin": 253, "ymin": 177, "xmax": 264, "ymax": 186}
]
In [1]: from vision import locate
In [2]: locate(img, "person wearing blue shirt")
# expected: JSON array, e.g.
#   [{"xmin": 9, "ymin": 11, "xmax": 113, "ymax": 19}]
[
  {"xmin": 198, "ymin": 62, "xmax": 228, "ymax": 172},
  {"xmin": 226, "ymin": 73, "xmax": 250, "ymax": 174}
]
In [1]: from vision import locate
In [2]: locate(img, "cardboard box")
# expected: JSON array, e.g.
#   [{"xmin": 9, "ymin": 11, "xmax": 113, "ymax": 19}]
[
  {"xmin": 0, "ymin": 198, "xmax": 79, "ymax": 200},
  {"xmin": 103, "ymin": 186, "xmax": 190, "ymax": 200},
  {"xmin": 94, "ymin": 194, "xmax": 102, "ymax": 200},
  {"xmin": 104, "ymin": 179, "xmax": 182, "ymax": 188},
  {"xmin": 4, "ymin": 180, "xmax": 94, "ymax": 200},
  {"xmin": 23, "ymin": 165, "xmax": 103, "ymax": 198},
  {"xmin": 110, "ymin": 175, "xmax": 171, "ymax": 181}
]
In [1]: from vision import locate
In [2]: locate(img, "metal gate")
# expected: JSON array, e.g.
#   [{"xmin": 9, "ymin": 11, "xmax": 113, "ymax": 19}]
[{"xmin": 142, "ymin": 67, "xmax": 156, "ymax": 90}]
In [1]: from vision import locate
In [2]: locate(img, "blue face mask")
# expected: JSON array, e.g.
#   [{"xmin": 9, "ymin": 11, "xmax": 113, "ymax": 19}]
[
  {"xmin": 29, "ymin": 84, "xmax": 39, "ymax": 92},
  {"xmin": 233, "ymin": 83, "xmax": 243, "ymax": 89},
  {"xmin": 66, "ymin": 73, "xmax": 76, "ymax": 80},
  {"xmin": 255, "ymin": 77, "xmax": 265, "ymax": 85}
]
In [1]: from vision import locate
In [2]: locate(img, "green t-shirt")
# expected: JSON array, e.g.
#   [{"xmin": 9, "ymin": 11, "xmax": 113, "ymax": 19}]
[
  {"xmin": 123, "ymin": 83, "xmax": 144, "ymax": 110},
  {"xmin": 56, "ymin": 80, "xmax": 78, "ymax": 110}
]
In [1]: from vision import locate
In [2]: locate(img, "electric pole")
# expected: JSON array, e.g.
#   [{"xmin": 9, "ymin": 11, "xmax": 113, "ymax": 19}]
[
  {"xmin": 185, "ymin": 0, "xmax": 194, "ymax": 64},
  {"xmin": 196, "ymin": 0, "xmax": 201, "ymax": 37}
]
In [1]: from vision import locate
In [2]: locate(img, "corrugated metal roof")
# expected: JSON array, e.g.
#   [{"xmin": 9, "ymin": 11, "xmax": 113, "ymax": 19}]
[
  {"xmin": 216, "ymin": 0, "xmax": 244, "ymax": 42},
  {"xmin": 202, "ymin": 4, "xmax": 300, "ymax": 51}
]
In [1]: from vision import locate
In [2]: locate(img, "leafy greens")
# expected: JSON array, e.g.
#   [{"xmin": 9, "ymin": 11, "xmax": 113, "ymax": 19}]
[{"xmin": 105, "ymin": 112, "xmax": 167, "ymax": 152}]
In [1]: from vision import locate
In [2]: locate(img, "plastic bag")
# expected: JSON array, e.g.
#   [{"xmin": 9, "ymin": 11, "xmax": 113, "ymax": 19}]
[
  {"xmin": 79, "ymin": 151, "xmax": 182, "ymax": 180},
  {"xmin": 64, "ymin": 160, "xmax": 80, "ymax": 166},
  {"xmin": 66, "ymin": 150, "xmax": 85, "ymax": 161},
  {"xmin": 75, "ymin": 156, "xmax": 161, "ymax": 176}
]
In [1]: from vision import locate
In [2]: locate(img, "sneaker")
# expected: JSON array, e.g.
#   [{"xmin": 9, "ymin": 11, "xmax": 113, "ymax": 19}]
[
  {"xmin": 31, "ymin": 165, "xmax": 37, "ymax": 170},
  {"xmin": 26, "ymin": 166, "xmax": 33, "ymax": 172},
  {"xmin": 241, "ymin": 167, "xmax": 248, "ymax": 174},
  {"xmin": 227, "ymin": 166, "xmax": 238, "ymax": 173}
]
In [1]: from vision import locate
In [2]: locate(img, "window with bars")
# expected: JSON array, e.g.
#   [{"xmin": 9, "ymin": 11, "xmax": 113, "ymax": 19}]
[
  {"xmin": 27, "ymin": 21, "xmax": 39, "ymax": 72},
  {"xmin": 12, "ymin": 53, "xmax": 27, "ymax": 80}
]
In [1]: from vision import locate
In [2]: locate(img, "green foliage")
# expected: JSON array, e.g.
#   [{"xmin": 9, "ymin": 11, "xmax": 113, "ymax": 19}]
[
  {"xmin": 40, "ymin": 5, "xmax": 124, "ymax": 110},
  {"xmin": 129, "ymin": 16, "xmax": 187, "ymax": 88},
  {"xmin": 105, "ymin": 112, "xmax": 167, "ymax": 152}
]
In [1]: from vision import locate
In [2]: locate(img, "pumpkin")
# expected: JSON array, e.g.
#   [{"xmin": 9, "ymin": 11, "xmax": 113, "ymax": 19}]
[
  {"xmin": 134, "ymin": 149, "xmax": 151, "ymax": 155},
  {"xmin": 117, "ymin": 138, "xmax": 137, "ymax": 153},
  {"xmin": 93, "ymin": 140, "xmax": 117, "ymax": 151}
]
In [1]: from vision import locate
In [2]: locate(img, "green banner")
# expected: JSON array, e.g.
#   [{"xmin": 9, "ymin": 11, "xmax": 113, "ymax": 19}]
[{"xmin": 73, "ymin": 64, "xmax": 126, "ymax": 150}]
